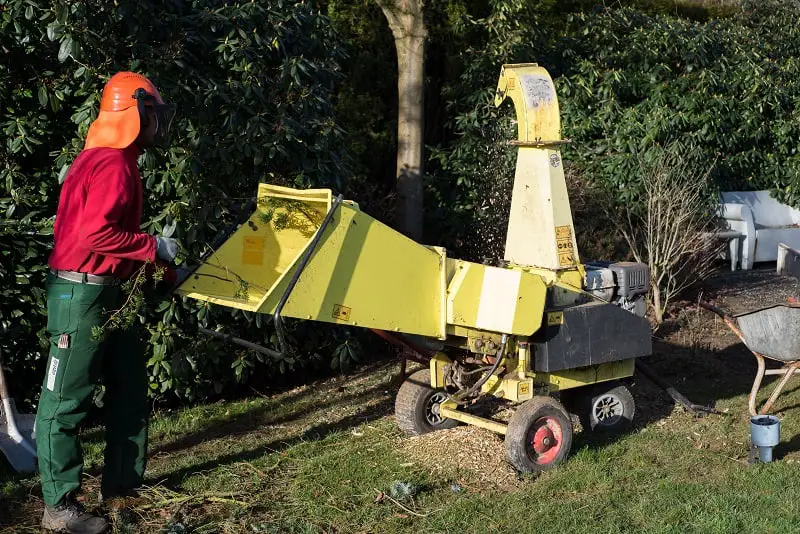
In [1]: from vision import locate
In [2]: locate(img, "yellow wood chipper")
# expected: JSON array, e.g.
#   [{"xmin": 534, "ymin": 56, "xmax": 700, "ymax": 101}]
[{"xmin": 175, "ymin": 63, "xmax": 653, "ymax": 474}]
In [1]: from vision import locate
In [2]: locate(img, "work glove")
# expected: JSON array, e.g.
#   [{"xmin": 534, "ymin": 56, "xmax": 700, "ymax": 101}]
[
  {"xmin": 155, "ymin": 236, "xmax": 179, "ymax": 263},
  {"xmin": 175, "ymin": 266, "xmax": 193, "ymax": 286}
]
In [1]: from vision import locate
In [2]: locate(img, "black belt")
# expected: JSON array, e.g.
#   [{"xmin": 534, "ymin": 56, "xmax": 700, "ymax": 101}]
[{"xmin": 50, "ymin": 269, "xmax": 121, "ymax": 286}]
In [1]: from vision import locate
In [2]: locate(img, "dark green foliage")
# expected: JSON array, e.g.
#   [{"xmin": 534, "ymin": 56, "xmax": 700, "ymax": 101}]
[
  {"xmin": 426, "ymin": 0, "xmax": 800, "ymax": 264},
  {"xmin": 554, "ymin": 1, "xmax": 800, "ymax": 209},
  {"xmin": 1, "ymin": 0, "xmax": 355, "ymax": 404}
]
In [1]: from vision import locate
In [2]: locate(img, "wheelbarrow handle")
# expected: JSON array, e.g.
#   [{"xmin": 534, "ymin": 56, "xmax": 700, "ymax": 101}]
[
  {"xmin": 698, "ymin": 301, "xmax": 748, "ymax": 344},
  {"xmin": 698, "ymin": 301, "xmax": 728, "ymax": 319}
]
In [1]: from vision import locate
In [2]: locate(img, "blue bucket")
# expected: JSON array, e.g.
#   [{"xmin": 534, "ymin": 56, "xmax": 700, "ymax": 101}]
[{"xmin": 750, "ymin": 415, "xmax": 780, "ymax": 463}]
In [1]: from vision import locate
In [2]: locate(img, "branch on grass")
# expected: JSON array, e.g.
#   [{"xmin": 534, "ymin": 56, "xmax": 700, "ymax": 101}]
[{"xmin": 138, "ymin": 491, "xmax": 250, "ymax": 510}]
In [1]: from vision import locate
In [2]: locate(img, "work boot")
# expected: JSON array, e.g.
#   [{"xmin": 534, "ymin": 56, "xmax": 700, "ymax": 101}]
[{"xmin": 41, "ymin": 497, "xmax": 109, "ymax": 534}]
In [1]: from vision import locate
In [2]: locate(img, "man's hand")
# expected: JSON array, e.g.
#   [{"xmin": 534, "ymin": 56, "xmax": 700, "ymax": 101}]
[
  {"xmin": 155, "ymin": 236, "xmax": 178, "ymax": 262},
  {"xmin": 175, "ymin": 267, "xmax": 193, "ymax": 286}
]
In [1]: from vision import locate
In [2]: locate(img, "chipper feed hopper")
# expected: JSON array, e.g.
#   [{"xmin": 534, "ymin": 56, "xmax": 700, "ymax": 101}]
[{"xmin": 175, "ymin": 64, "xmax": 653, "ymax": 473}]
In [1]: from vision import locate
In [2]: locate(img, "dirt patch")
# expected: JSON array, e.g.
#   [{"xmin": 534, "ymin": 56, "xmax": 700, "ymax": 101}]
[{"xmin": 399, "ymin": 425, "xmax": 523, "ymax": 493}]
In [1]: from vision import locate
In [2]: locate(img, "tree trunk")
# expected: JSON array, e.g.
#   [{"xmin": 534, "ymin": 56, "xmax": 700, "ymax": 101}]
[
  {"xmin": 376, "ymin": 0, "xmax": 426, "ymax": 241},
  {"xmin": 652, "ymin": 284, "xmax": 663, "ymax": 324}
]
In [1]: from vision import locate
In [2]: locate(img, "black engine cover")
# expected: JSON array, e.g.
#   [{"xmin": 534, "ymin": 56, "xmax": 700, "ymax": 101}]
[{"xmin": 531, "ymin": 301, "xmax": 652, "ymax": 372}]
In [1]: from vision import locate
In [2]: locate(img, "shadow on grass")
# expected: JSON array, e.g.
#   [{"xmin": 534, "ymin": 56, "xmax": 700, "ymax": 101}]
[
  {"xmin": 149, "ymin": 395, "xmax": 395, "ymax": 489},
  {"xmin": 568, "ymin": 334, "xmax": 800, "ymax": 455},
  {"xmin": 148, "ymin": 380, "xmax": 393, "ymax": 457},
  {"xmin": 774, "ymin": 430, "xmax": 800, "ymax": 460}
]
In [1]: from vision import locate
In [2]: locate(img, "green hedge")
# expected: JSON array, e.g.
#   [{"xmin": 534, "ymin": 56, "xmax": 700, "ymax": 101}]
[
  {"xmin": 1, "ymin": 0, "xmax": 357, "ymax": 405},
  {"xmin": 425, "ymin": 0, "xmax": 800, "ymax": 262}
]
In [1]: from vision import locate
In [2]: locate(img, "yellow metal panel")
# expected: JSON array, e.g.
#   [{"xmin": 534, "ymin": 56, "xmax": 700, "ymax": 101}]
[
  {"xmin": 446, "ymin": 261, "xmax": 547, "ymax": 336},
  {"xmin": 177, "ymin": 184, "xmax": 447, "ymax": 338},
  {"xmin": 177, "ymin": 183, "xmax": 330, "ymax": 311},
  {"xmin": 494, "ymin": 63, "xmax": 560, "ymax": 143},
  {"xmin": 430, "ymin": 353, "xmax": 451, "ymax": 388},
  {"xmin": 542, "ymin": 359, "xmax": 636, "ymax": 392},
  {"xmin": 479, "ymin": 374, "xmax": 534, "ymax": 403}
]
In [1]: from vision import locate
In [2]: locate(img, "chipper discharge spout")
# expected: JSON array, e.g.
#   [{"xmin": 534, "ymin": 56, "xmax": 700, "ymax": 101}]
[{"xmin": 176, "ymin": 63, "xmax": 654, "ymax": 475}]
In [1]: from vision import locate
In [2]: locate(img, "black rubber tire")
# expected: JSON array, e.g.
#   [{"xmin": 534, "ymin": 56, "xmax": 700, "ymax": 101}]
[
  {"xmin": 578, "ymin": 381, "xmax": 635, "ymax": 433},
  {"xmin": 505, "ymin": 396, "xmax": 573, "ymax": 474},
  {"xmin": 395, "ymin": 369, "xmax": 459, "ymax": 436}
]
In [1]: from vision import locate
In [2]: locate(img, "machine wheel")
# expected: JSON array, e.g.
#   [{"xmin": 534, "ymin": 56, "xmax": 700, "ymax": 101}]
[
  {"xmin": 505, "ymin": 396, "xmax": 573, "ymax": 474},
  {"xmin": 579, "ymin": 381, "xmax": 635, "ymax": 433},
  {"xmin": 395, "ymin": 369, "xmax": 459, "ymax": 436}
]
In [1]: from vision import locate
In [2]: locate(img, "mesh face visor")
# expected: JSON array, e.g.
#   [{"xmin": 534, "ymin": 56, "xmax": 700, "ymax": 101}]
[{"xmin": 134, "ymin": 87, "xmax": 177, "ymax": 148}]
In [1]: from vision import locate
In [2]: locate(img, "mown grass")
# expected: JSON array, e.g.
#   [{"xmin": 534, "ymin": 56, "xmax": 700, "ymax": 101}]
[{"xmin": 3, "ymin": 313, "xmax": 800, "ymax": 533}]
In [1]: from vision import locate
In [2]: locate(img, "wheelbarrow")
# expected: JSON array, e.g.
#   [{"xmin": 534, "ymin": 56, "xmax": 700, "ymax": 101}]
[{"xmin": 700, "ymin": 301, "xmax": 800, "ymax": 416}]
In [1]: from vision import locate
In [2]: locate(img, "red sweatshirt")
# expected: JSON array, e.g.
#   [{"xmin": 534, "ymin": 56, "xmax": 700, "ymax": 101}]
[{"xmin": 49, "ymin": 144, "xmax": 172, "ymax": 282}]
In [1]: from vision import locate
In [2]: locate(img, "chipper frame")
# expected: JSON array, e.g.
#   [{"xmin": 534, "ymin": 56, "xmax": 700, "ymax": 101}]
[{"xmin": 175, "ymin": 64, "xmax": 653, "ymax": 473}]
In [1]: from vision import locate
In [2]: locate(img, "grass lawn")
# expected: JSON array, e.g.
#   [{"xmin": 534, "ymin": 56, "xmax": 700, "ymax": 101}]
[{"xmin": 3, "ymin": 273, "xmax": 800, "ymax": 533}]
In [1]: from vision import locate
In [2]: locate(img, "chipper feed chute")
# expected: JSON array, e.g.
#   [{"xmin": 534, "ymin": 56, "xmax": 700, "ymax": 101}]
[
  {"xmin": 177, "ymin": 184, "xmax": 550, "ymax": 341},
  {"xmin": 177, "ymin": 184, "xmax": 449, "ymax": 339},
  {"xmin": 176, "ymin": 63, "xmax": 655, "ymax": 476}
]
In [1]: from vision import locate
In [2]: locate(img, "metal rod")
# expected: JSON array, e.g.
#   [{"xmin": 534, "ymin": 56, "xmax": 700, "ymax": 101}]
[
  {"xmin": 635, "ymin": 360, "xmax": 720, "ymax": 415},
  {"xmin": 764, "ymin": 368, "xmax": 800, "ymax": 376},
  {"xmin": 760, "ymin": 362, "xmax": 800, "ymax": 415},
  {"xmin": 273, "ymin": 194, "xmax": 344, "ymax": 357},
  {"xmin": 749, "ymin": 352, "xmax": 767, "ymax": 417},
  {"xmin": 439, "ymin": 402, "xmax": 507, "ymax": 435},
  {"xmin": 508, "ymin": 139, "xmax": 572, "ymax": 147},
  {"xmin": 198, "ymin": 327, "xmax": 281, "ymax": 359}
]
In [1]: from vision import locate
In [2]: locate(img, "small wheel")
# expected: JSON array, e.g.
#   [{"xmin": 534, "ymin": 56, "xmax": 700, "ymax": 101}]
[
  {"xmin": 505, "ymin": 396, "xmax": 573, "ymax": 474},
  {"xmin": 579, "ymin": 381, "xmax": 635, "ymax": 433},
  {"xmin": 395, "ymin": 369, "xmax": 458, "ymax": 436}
]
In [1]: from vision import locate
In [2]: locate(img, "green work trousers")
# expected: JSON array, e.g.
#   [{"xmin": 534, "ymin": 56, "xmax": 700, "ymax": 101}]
[{"xmin": 35, "ymin": 272, "xmax": 149, "ymax": 507}]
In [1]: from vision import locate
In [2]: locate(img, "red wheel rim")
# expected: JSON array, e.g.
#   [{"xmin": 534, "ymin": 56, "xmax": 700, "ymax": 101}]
[{"xmin": 530, "ymin": 416, "xmax": 563, "ymax": 465}]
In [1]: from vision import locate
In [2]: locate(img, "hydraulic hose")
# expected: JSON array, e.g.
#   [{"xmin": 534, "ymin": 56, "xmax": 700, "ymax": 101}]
[{"xmin": 448, "ymin": 334, "xmax": 509, "ymax": 405}]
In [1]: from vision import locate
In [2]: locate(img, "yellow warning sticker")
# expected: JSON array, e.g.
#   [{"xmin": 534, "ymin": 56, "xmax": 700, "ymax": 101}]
[
  {"xmin": 555, "ymin": 225, "xmax": 575, "ymax": 266},
  {"xmin": 242, "ymin": 236, "xmax": 265, "ymax": 265},
  {"xmin": 518, "ymin": 382, "xmax": 530, "ymax": 396},
  {"xmin": 547, "ymin": 311, "xmax": 564, "ymax": 326},
  {"xmin": 332, "ymin": 304, "xmax": 351, "ymax": 321}
]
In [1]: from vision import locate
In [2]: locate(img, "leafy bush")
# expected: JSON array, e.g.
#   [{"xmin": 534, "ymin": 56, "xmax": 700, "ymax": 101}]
[
  {"xmin": 1, "ymin": 0, "xmax": 355, "ymax": 405},
  {"xmin": 556, "ymin": 0, "xmax": 800, "ymax": 204},
  {"xmin": 427, "ymin": 0, "xmax": 800, "ymax": 264}
]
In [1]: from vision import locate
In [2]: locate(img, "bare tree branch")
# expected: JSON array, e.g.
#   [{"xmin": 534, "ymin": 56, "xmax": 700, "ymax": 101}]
[{"xmin": 618, "ymin": 151, "xmax": 724, "ymax": 323}]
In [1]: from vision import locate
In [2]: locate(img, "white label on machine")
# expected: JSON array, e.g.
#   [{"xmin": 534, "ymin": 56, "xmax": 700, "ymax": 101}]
[
  {"xmin": 475, "ymin": 267, "xmax": 521, "ymax": 333},
  {"xmin": 519, "ymin": 73, "xmax": 555, "ymax": 109},
  {"xmin": 46, "ymin": 358, "xmax": 60, "ymax": 391}
]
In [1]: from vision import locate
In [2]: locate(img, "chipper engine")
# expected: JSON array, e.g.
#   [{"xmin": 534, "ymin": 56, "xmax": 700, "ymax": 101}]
[{"xmin": 175, "ymin": 64, "xmax": 653, "ymax": 473}]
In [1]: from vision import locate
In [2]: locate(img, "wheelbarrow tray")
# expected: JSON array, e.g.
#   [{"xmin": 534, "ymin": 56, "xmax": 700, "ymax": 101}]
[{"xmin": 734, "ymin": 304, "xmax": 800, "ymax": 362}]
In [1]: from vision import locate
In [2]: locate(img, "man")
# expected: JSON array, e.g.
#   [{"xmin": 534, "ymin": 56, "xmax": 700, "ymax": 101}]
[{"xmin": 37, "ymin": 72, "xmax": 181, "ymax": 534}]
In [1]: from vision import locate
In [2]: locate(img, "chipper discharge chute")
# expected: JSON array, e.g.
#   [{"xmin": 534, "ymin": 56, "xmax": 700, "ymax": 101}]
[{"xmin": 176, "ymin": 63, "xmax": 653, "ymax": 474}]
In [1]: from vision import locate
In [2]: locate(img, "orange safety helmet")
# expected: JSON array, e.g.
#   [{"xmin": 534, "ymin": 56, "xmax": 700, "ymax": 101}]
[{"xmin": 84, "ymin": 72, "xmax": 176, "ymax": 150}]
